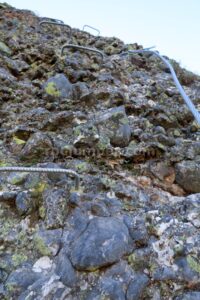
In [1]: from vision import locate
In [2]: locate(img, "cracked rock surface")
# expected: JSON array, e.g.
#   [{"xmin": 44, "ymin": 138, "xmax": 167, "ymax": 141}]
[{"xmin": 0, "ymin": 2, "xmax": 200, "ymax": 299}]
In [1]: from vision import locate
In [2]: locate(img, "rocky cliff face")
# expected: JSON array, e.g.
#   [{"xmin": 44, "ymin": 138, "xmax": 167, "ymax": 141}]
[{"xmin": 0, "ymin": 2, "xmax": 200, "ymax": 299}]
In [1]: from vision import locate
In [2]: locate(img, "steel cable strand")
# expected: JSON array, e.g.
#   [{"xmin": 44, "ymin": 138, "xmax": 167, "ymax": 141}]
[
  {"xmin": 0, "ymin": 166, "xmax": 80, "ymax": 190},
  {"xmin": 126, "ymin": 49, "xmax": 200, "ymax": 125}
]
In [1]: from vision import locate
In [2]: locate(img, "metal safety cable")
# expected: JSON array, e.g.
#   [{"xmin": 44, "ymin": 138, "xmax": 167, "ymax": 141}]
[
  {"xmin": 0, "ymin": 167, "xmax": 80, "ymax": 190},
  {"xmin": 127, "ymin": 49, "xmax": 200, "ymax": 125}
]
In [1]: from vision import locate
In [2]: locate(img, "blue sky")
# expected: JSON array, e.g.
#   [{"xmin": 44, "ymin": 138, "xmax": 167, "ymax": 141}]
[{"xmin": 7, "ymin": 0, "xmax": 200, "ymax": 74}]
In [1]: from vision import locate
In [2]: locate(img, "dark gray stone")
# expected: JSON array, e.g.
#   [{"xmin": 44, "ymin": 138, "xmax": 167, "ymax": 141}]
[
  {"xmin": 111, "ymin": 123, "xmax": 131, "ymax": 147},
  {"xmin": 152, "ymin": 266, "xmax": 177, "ymax": 281},
  {"xmin": 0, "ymin": 268, "xmax": 7, "ymax": 282},
  {"xmin": 0, "ymin": 191, "xmax": 17, "ymax": 202},
  {"xmin": 5, "ymin": 267, "xmax": 40, "ymax": 298},
  {"xmin": 72, "ymin": 81, "xmax": 92, "ymax": 101},
  {"xmin": 0, "ymin": 283, "xmax": 7, "ymax": 299},
  {"xmin": 175, "ymin": 256, "xmax": 200, "ymax": 285},
  {"xmin": 102, "ymin": 196, "xmax": 123, "ymax": 214},
  {"xmin": 126, "ymin": 273, "xmax": 149, "ymax": 300},
  {"xmin": 157, "ymin": 133, "xmax": 176, "ymax": 146},
  {"xmin": 24, "ymin": 172, "xmax": 41, "ymax": 189},
  {"xmin": 69, "ymin": 192, "xmax": 81, "ymax": 207},
  {"xmin": 175, "ymin": 292, "xmax": 200, "ymax": 300},
  {"xmin": 0, "ymin": 66, "xmax": 15, "ymax": 81},
  {"xmin": 5, "ymin": 57, "xmax": 29, "ymax": 75},
  {"xmin": 175, "ymin": 161, "xmax": 200, "ymax": 193},
  {"xmin": 153, "ymin": 126, "xmax": 166, "ymax": 134},
  {"xmin": 124, "ymin": 216, "xmax": 149, "ymax": 246},
  {"xmin": 44, "ymin": 73, "xmax": 73, "ymax": 100},
  {"xmin": 149, "ymin": 161, "xmax": 175, "ymax": 183},
  {"xmin": 17, "ymin": 274, "xmax": 68, "ymax": 300},
  {"xmin": 70, "ymin": 217, "xmax": 131, "ymax": 270},
  {"xmin": 41, "ymin": 111, "xmax": 75, "ymax": 131},
  {"xmin": 20, "ymin": 132, "xmax": 54, "ymax": 162},
  {"xmin": 34, "ymin": 229, "xmax": 62, "ymax": 256},
  {"xmin": 62, "ymin": 208, "xmax": 90, "ymax": 250},
  {"xmin": 55, "ymin": 249, "xmax": 77, "ymax": 287},
  {"xmin": 15, "ymin": 191, "xmax": 34, "ymax": 216},
  {"xmin": 7, "ymin": 172, "xmax": 28, "ymax": 185},
  {"xmin": 86, "ymin": 277, "xmax": 126, "ymax": 300},
  {"xmin": 99, "ymin": 278, "xmax": 126, "ymax": 300},
  {"xmin": 104, "ymin": 260, "xmax": 135, "ymax": 287},
  {"xmin": 0, "ymin": 254, "xmax": 14, "ymax": 274},
  {"xmin": 170, "ymin": 141, "xmax": 189, "ymax": 162},
  {"xmin": 95, "ymin": 105, "xmax": 131, "ymax": 148},
  {"xmin": 91, "ymin": 201, "xmax": 110, "ymax": 217}
]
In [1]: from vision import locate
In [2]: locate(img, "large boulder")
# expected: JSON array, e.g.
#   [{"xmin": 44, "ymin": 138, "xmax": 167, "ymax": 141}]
[{"xmin": 70, "ymin": 217, "xmax": 131, "ymax": 271}]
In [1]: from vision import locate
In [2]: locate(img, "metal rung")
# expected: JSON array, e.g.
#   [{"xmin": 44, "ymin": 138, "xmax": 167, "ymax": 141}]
[
  {"xmin": 39, "ymin": 20, "xmax": 72, "ymax": 41},
  {"xmin": 61, "ymin": 43, "xmax": 104, "ymax": 59},
  {"xmin": 40, "ymin": 17, "xmax": 64, "ymax": 24},
  {"xmin": 82, "ymin": 25, "xmax": 100, "ymax": 36}
]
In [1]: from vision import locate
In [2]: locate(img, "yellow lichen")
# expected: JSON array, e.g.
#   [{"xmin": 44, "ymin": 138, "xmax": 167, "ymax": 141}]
[
  {"xmin": 13, "ymin": 136, "xmax": 26, "ymax": 145},
  {"xmin": 0, "ymin": 161, "xmax": 9, "ymax": 167},
  {"xmin": 31, "ymin": 182, "xmax": 47, "ymax": 197},
  {"xmin": 76, "ymin": 162, "xmax": 88, "ymax": 173},
  {"xmin": 39, "ymin": 206, "xmax": 46, "ymax": 219},
  {"xmin": 45, "ymin": 82, "xmax": 61, "ymax": 97}
]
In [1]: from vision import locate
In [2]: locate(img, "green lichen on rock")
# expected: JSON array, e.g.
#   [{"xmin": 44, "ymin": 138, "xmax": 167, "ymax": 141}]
[
  {"xmin": 128, "ymin": 253, "xmax": 145, "ymax": 271},
  {"xmin": 128, "ymin": 253, "xmax": 136, "ymax": 265},
  {"xmin": 7, "ymin": 172, "xmax": 28, "ymax": 185},
  {"xmin": 100, "ymin": 176, "xmax": 116, "ymax": 189},
  {"xmin": 0, "ymin": 218, "xmax": 17, "ymax": 240},
  {"xmin": 34, "ymin": 235, "xmax": 51, "ymax": 256},
  {"xmin": 104, "ymin": 45, "xmax": 115, "ymax": 55},
  {"xmin": 0, "ymin": 161, "xmax": 9, "ymax": 167},
  {"xmin": 39, "ymin": 205, "xmax": 46, "ymax": 219},
  {"xmin": 61, "ymin": 144, "xmax": 75, "ymax": 156},
  {"xmin": 17, "ymin": 231, "xmax": 29, "ymax": 247},
  {"xmin": 187, "ymin": 255, "xmax": 200, "ymax": 274},
  {"xmin": 120, "ymin": 117, "xmax": 129, "ymax": 125},
  {"xmin": 12, "ymin": 253, "xmax": 28, "ymax": 267},
  {"xmin": 0, "ymin": 41, "xmax": 12, "ymax": 56},
  {"xmin": 5, "ymin": 283, "xmax": 15, "ymax": 293},
  {"xmin": 128, "ymin": 251, "xmax": 153, "ymax": 272},
  {"xmin": 96, "ymin": 135, "xmax": 110, "ymax": 151},
  {"xmin": 76, "ymin": 162, "xmax": 88, "ymax": 173},
  {"xmin": 73, "ymin": 126, "xmax": 82, "ymax": 137},
  {"xmin": 45, "ymin": 82, "xmax": 61, "ymax": 97},
  {"xmin": 30, "ymin": 181, "xmax": 47, "ymax": 197}
]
